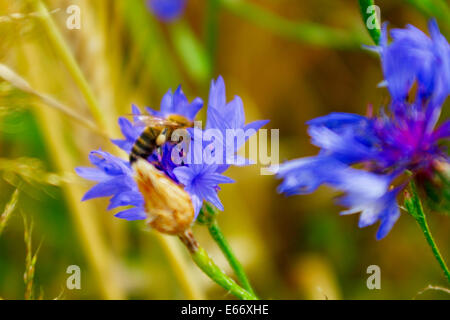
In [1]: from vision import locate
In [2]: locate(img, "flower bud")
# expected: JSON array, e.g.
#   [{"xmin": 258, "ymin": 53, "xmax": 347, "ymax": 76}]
[{"xmin": 133, "ymin": 159, "xmax": 194, "ymax": 235}]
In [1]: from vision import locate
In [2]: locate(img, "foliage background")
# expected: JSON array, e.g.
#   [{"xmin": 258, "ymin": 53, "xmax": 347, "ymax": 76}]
[{"xmin": 0, "ymin": 0, "xmax": 448, "ymax": 300}]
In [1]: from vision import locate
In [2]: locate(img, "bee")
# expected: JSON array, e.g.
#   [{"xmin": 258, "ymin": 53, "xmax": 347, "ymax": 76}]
[
  {"xmin": 128, "ymin": 114, "xmax": 195, "ymax": 235},
  {"xmin": 128, "ymin": 114, "xmax": 193, "ymax": 164}
]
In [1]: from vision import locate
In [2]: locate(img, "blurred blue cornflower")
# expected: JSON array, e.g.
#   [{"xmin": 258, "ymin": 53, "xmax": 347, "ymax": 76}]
[
  {"xmin": 77, "ymin": 78, "xmax": 268, "ymax": 220},
  {"xmin": 147, "ymin": 0, "xmax": 186, "ymax": 22},
  {"xmin": 276, "ymin": 20, "xmax": 449, "ymax": 240}
]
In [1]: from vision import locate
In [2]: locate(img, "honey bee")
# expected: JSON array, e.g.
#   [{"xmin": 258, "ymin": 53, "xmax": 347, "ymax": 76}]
[
  {"xmin": 128, "ymin": 114, "xmax": 193, "ymax": 164},
  {"xmin": 128, "ymin": 114, "xmax": 195, "ymax": 235}
]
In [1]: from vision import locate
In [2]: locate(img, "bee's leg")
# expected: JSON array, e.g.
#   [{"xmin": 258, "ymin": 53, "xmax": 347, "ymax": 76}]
[{"xmin": 156, "ymin": 146, "xmax": 163, "ymax": 161}]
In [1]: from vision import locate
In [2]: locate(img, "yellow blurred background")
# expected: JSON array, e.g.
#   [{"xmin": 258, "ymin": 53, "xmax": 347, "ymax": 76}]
[{"xmin": 0, "ymin": 0, "xmax": 448, "ymax": 300}]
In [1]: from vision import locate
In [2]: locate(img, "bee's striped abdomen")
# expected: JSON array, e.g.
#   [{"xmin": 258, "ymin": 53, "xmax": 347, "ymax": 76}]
[{"xmin": 130, "ymin": 127, "xmax": 161, "ymax": 164}]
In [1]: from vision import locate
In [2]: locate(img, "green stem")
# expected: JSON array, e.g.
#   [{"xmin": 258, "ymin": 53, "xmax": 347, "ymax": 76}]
[
  {"xmin": 405, "ymin": 181, "xmax": 450, "ymax": 283},
  {"xmin": 358, "ymin": 0, "xmax": 381, "ymax": 45},
  {"xmin": 208, "ymin": 220, "xmax": 256, "ymax": 296},
  {"xmin": 155, "ymin": 234, "xmax": 205, "ymax": 299},
  {"xmin": 191, "ymin": 247, "xmax": 257, "ymax": 300},
  {"xmin": 198, "ymin": 203, "xmax": 256, "ymax": 296},
  {"xmin": 180, "ymin": 231, "xmax": 257, "ymax": 300}
]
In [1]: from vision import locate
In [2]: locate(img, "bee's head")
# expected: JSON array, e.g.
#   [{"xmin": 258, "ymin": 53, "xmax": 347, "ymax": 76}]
[{"xmin": 166, "ymin": 114, "xmax": 193, "ymax": 128}]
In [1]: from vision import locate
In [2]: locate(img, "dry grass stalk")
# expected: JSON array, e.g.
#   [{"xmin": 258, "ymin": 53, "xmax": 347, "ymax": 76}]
[{"xmin": 0, "ymin": 189, "xmax": 19, "ymax": 236}]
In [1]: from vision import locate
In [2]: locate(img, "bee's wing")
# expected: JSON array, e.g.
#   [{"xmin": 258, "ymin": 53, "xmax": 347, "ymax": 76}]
[{"xmin": 125, "ymin": 114, "xmax": 180, "ymax": 128}]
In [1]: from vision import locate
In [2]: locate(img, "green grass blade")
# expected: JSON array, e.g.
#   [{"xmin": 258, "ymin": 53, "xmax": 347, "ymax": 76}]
[
  {"xmin": 358, "ymin": 0, "xmax": 381, "ymax": 44},
  {"xmin": 119, "ymin": 0, "xmax": 181, "ymax": 91},
  {"xmin": 220, "ymin": 0, "xmax": 366, "ymax": 49},
  {"xmin": 169, "ymin": 21, "xmax": 212, "ymax": 84}
]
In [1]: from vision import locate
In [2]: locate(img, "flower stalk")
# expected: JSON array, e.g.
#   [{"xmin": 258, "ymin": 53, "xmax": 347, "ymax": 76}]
[
  {"xmin": 198, "ymin": 203, "xmax": 256, "ymax": 296},
  {"xmin": 154, "ymin": 233, "xmax": 205, "ymax": 300},
  {"xmin": 405, "ymin": 180, "xmax": 450, "ymax": 284},
  {"xmin": 179, "ymin": 229, "xmax": 257, "ymax": 300},
  {"xmin": 207, "ymin": 220, "xmax": 257, "ymax": 296}
]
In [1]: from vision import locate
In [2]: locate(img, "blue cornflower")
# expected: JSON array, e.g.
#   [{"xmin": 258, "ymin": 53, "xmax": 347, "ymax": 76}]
[
  {"xmin": 78, "ymin": 77, "xmax": 268, "ymax": 223},
  {"xmin": 147, "ymin": 0, "xmax": 186, "ymax": 22},
  {"xmin": 146, "ymin": 85, "xmax": 203, "ymax": 121},
  {"xmin": 375, "ymin": 20, "xmax": 450, "ymax": 107},
  {"xmin": 204, "ymin": 76, "xmax": 269, "ymax": 172},
  {"xmin": 276, "ymin": 20, "xmax": 449, "ymax": 239},
  {"xmin": 173, "ymin": 141, "xmax": 235, "ymax": 217},
  {"xmin": 75, "ymin": 150, "xmax": 146, "ymax": 221},
  {"xmin": 111, "ymin": 104, "xmax": 145, "ymax": 154},
  {"xmin": 206, "ymin": 76, "xmax": 269, "ymax": 139}
]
